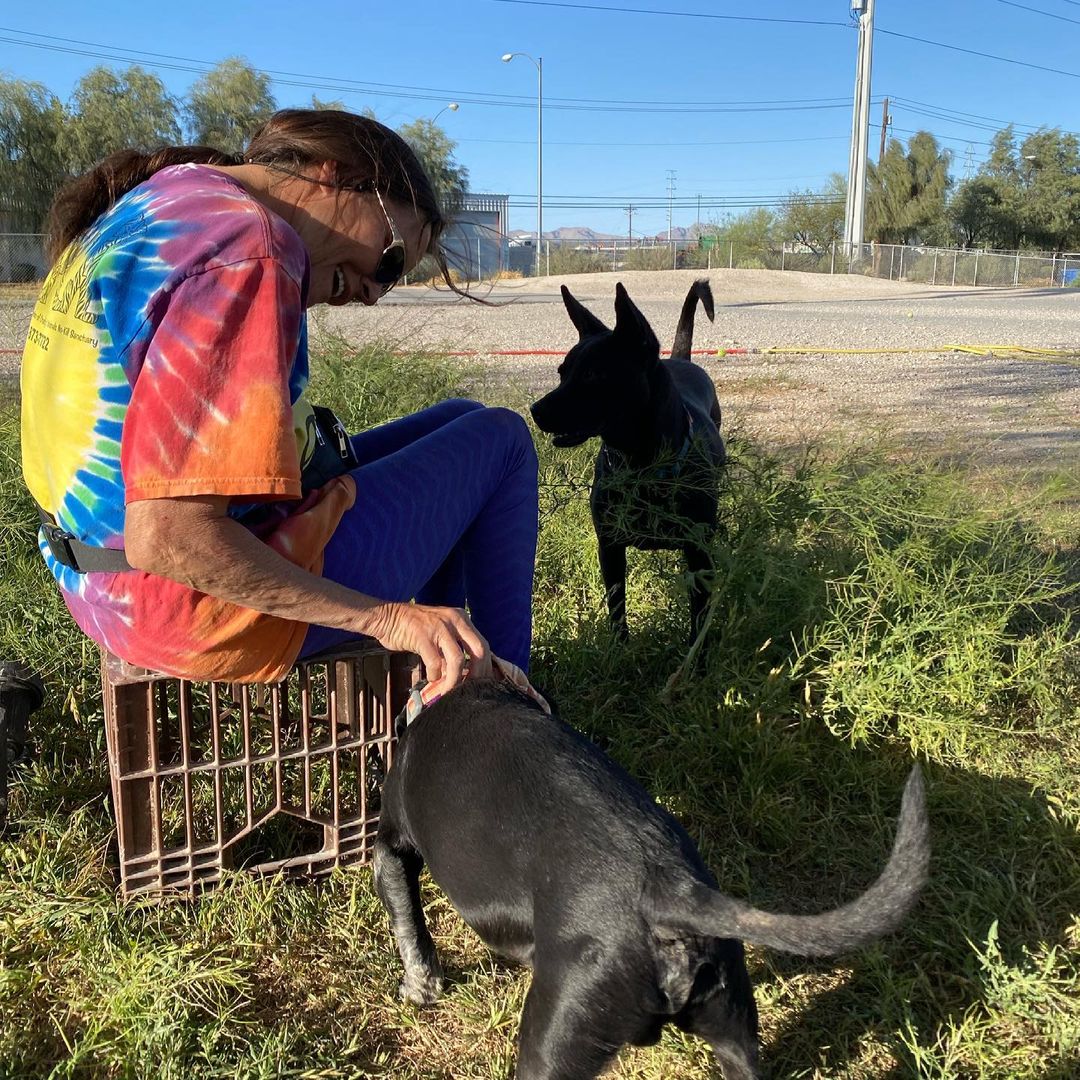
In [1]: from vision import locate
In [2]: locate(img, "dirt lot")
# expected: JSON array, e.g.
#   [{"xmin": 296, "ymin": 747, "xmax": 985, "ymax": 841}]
[{"xmin": 4, "ymin": 269, "xmax": 1078, "ymax": 470}]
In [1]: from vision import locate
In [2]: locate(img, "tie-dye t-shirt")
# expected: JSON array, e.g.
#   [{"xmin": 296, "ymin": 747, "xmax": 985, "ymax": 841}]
[{"xmin": 20, "ymin": 164, "xmax": 356, "ymax": 683}]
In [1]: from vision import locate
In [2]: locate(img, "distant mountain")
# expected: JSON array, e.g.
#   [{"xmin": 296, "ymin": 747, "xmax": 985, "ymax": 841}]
[
  {"xmin": 509, "ymin": 226, "xmax": 622, "ymax": 242},
  {"xmin": 508, "ymin": 225, "xmax": 697, "ymax": 242}
]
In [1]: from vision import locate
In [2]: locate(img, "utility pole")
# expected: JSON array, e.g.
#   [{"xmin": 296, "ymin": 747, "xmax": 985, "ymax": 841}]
[
  {"xmin": 625, "ymin": 203, "xmax": 636, "ymax": 242},
  {"xmin": 696, "ymin": 192, "xmax": 702, "ymax": 231},
  {"xmin": 843, "ymin": 0, "xmax": 875, "ymax": 255},
  {"xmin": 666, "ymin": 170, "xmax": 677, "ymax": 242},
  {"xmin": 878, "ymin": 95, "xmax": 890, "ymax": 163}
]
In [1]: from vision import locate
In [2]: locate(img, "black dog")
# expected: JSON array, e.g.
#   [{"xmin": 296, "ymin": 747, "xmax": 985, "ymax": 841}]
[
  {"xmin": 375, "ymin": 681, "xmax": 929, "ymax": 1080},
  {"xmin": 531, "ymin": 280, "xmax": 726, "ymax": 644}
]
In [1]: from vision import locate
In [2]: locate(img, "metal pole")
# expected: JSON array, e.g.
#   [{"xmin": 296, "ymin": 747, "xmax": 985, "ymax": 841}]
[
  {"xmin": 830, "ymin": 240, "xmax": 836, "ymax": 275},
  {"xmin": 729, "ymin": 241, "xmax": 733, "ymax": 269},
  {"xmin": 973, "ymin": 251, "xmax": 980, "ymax": 286},
  {"xmin": 844, "ymin": 0, "xmax": 875, "ymax": 253},
  {"xmin": 545, "ymin": 239, "xmax": 550, "ymax": 277},
  {"xmin": 952, "ymin": 250, "xmax": 958, "ymax": 286},
  {"xmin": 781, "ymin": 244, "xmax": 786, "ymax": 272},
  {"xmin": 537, "ymin": 57, "xmax": 543, "ymax": 279},
  {"xmin": 1013, "ymin": 251, "xmax": 1021, "ymax": 286},
  {"xmin": 899, "ymin": 245, "xmax": 904, "ymax": 280},
  {"xmin": 932, "ymin": 251, "xmax": 938, "ymax": 285},
  {"xmin": 673, "ymin": 240, "xmax": 677, "ymax": 271},
  {"xmin": 477, "ymin": 237, "xmax": 482, "ymax": 280},
  {"xmin": 1051, "ymin": 252, "xmax": 1057, "ymax": 287}
]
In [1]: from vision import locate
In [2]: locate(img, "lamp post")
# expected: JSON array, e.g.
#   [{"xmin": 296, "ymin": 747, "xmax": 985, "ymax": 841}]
[
  {"xmin": 431, "ymin": 102, "xmax": 459, "ymax": 125},
  {"xmin": 502, "ymin": 51, "xmax": 542, "ymax": 277}
]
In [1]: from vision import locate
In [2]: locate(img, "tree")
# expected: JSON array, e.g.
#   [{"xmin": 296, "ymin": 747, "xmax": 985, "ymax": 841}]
[
  {"xmin": 1015, "ymin": 128, "xmax": 1080, "ymax": 250},
  {"xmin": 185, "ymin": 58, "xmax": 276, "ymax": 155},
  {"xmin": 949, "ymin": 178, "xmax": 1004, "ymax": 249},
  {"xmin": 0, "ymin": 76, "xmax": 66, "ymax": 230},
  {"xmin": 396, "ymin": 118, "xmax": 469, "ymax": 213},
  {"xmin": 952, "ymin": 125, "xmax": 1080, "ymax": 250},
  {"xmin": 59, "ymin": 66, "xmax": 181, "ymax": 174},
  {"xmin": 866, "ymin": 131, "xmax": 951, "ymax": 244},
  {"xmin": 780, "ymin": 174, "xmax": 846, "ymax": 255}
]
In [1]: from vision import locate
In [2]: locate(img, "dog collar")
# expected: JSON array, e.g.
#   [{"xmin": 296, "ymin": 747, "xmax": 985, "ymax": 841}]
[{"xmin": 397, "ymin": 656, "xmax": 552, "ymax": 733}]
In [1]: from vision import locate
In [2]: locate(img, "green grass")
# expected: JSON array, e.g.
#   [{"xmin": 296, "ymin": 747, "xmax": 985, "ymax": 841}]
[{"xmin": 1, "ymin": 342, "xmax": 1079, "ymax": 1079}]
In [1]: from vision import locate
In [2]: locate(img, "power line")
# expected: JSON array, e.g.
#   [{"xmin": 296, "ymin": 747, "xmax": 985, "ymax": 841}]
[
  {"xmin": 877, "ymin": 26, "xmax": 1080, "ymax": 79},
  {"xmin": 995, "ymin": 0, "xmax": 1080, "ymax": 25},
  {"xmin": 490, "ymin": 0, "xmax": 846, "ymax": 27},
  {"xmin": 457, "ymin": 134, "xmax": 850, "ymax": 147},
  {"xmin": 0, "ymin": 29, "xmax": 864, "ymax": 114}
]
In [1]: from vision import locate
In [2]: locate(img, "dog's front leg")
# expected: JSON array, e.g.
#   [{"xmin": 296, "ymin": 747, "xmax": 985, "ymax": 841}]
[
  {"xmin": 374, "ymin": 839, "xmax": 444, "ymax": 1005},
  {"xmin": 683, "ymin": 542, "xmax": 716, "ymax": 652},
  {"xmin": 597, "ymin": 539, "xmax": 629, "ymax": 640}
]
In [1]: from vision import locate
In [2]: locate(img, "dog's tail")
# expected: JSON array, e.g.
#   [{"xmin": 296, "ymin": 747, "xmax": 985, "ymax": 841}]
[
  {"xmin": 646, "ymin": 768, "xmax": 929, "ymax": 957},
  {"xmin": 669, "ymin": 278, "xmax": 715, "ymax": 362}
]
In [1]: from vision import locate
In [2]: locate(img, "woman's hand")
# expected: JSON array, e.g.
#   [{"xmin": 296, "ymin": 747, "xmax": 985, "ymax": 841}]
[{"xmin": 365, "ymin": 601, "xmax": 491, "ymax": 697}]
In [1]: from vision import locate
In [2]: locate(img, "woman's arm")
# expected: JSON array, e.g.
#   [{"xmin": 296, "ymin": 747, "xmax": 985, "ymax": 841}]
[{"xmin": 125, "ymin": 494, "xmax": 490, "ymax": 693}]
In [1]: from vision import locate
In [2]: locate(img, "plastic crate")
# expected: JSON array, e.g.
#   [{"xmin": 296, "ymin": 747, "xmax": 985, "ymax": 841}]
[{"xmin": 101, "ymin": 642, "xmax": 420, "ymax": 899}]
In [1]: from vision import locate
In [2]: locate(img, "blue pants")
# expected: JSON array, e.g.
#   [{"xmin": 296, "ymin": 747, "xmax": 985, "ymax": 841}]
[{"xmin": 299, "ymin": 399, "xmax": 539, "ymax": 671}]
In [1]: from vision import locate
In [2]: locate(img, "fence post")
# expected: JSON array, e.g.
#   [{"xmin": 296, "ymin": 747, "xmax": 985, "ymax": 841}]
[
  {"xmin": 612, "ymin": 241, "xmax": 617, "ymax": 272},
  {"xmin": 781, "ymin": 245, "xmax": 786, "ymax": 272},
  {"xmin": 952, "ymin": 250, "xmax": 958, "ymax": 286},
  {"xmin": 889, "ymin": 246, "xmax": 895, "ymax": 280},
  {"xmin": 707, "ymin": 248, "xmax": 711, "ymax": 270},
  {"xmin": 546, "ymin": 240, "xmax": 550, "ymax": 277},
  {"xmin": 1013, "ymin": 251, "xmax": 1021, "ymax": 287},
  {"xmin": 899, "ymin": 246, "xmax": 905, "ymax": 281},
  {"xmin": 477, "ymin": 237, "xmax": 482, "ymax": 281},
  {"xmin": 830, "ymin": 241, "xmax": 836, "ymax": 275},
  {"xmin": 973, "ymin": 251, "xmax": 980, "ymax": 286},
  {"xmin": 729, "ymin": 241, "xmax": 734, "ymax": 269},
  {"xmin": 1051, "ymin": 253, "xmax": 1057, "ymax": 287},
  {"xmin": 932, "ymin": 251, "xmax": 938, "ymax": 285},
  {"xmin": 673, "ymin": 240, "xmax": 677, "ymax": 271}
]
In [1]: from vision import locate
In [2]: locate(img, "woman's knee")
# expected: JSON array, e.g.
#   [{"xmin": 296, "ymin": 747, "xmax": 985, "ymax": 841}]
[
  {"xmin": 483, "ymin": 407, "xmax": 538, "ymax": 476},
  {"xmin": 439, "ymin": 397, "xmax": 486, "ymax": 420}
]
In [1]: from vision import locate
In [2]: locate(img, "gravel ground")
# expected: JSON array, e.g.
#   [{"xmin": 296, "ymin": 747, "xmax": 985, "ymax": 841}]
[{"xmin": 4, "ymin": 269, "xmax": 1078, "ymax": 469}]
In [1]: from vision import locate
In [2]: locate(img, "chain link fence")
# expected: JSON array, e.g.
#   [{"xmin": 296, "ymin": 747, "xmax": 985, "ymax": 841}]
[
  {"xmin": 6, "ymin": 231, "xmax": 1078, "ymax": 289},
  {"xmin": 0, "ymin": 234, "xmax": 47, "ymax": 284},
  {"xmin": 517, "ymin": 236, "xmax": 1080, "ymax": 288}
]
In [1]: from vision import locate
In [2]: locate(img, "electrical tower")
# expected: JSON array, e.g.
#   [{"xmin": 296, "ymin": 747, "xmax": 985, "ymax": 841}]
[
  {"xmin": 666, "ymin": 170, "xmax": 677, "ymax": 242},
  {"xmin": 625, "ymin": 204, "xmax": 636, "ymax": 242},
  {"xmin": 843, "ymin": 0, "xmax": 875, "ymax": 253}
]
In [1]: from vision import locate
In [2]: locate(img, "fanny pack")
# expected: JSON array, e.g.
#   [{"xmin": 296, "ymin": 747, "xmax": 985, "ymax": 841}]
[{"xmin": 36, "ymin": 405, "xmax": 357, "ymax": 574}]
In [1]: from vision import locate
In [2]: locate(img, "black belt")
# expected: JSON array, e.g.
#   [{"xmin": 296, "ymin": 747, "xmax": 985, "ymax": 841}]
[{"xmin": 35, "ymin": 503, "xmax": 133, "ymax": 574}]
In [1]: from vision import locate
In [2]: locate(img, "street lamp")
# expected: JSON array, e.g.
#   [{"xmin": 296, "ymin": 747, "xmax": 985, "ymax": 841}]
[
  {"xmin": 431, "ymin": 102, "xmax": 459, "ymax": 124},
  {"xmin": 501, "ymin": 51, "xmax": 543, "ymax": 276}
]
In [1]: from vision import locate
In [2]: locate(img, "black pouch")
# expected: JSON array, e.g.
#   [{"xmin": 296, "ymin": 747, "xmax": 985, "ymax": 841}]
[{"xmin": 300, "ymin": 405, "xmax": 359, "ymax": 493}]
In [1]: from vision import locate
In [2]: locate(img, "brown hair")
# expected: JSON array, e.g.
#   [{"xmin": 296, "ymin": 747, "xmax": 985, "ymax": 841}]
[{"xmin": 44, "ymin": 109, "xmax": 469, "ymax": 295}]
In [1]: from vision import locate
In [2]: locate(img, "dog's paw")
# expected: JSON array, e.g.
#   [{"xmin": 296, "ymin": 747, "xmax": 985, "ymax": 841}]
[{"xmin": 399, "ymin": 968, "xmax": 444, "ymax": 1006}]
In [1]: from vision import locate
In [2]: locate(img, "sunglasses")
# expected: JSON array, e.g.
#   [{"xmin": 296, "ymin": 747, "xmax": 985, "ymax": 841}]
[{"xmin": 371, "ymin": 188, "xmax": 407, "ymax": 292}]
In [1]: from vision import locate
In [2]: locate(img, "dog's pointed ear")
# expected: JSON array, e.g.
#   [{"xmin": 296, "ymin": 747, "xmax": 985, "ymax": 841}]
[
  {"xmin": 562, "ymin": 285, "xmax": 609, "ymax": 339},
  {"xmin": 613, "ymin": 282, "xmax": 660, "ymax": 360}
]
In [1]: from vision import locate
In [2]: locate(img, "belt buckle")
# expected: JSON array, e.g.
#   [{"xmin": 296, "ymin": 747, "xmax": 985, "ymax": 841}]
[{"xmin": 42, "ymin": 522, "xmax": 80, "ymax": 571}]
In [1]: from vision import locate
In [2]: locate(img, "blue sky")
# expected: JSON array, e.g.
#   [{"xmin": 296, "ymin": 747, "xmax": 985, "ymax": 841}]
[{"xmin": 2, "ymin": 1, "xmax": 1079, "ymax": 236}]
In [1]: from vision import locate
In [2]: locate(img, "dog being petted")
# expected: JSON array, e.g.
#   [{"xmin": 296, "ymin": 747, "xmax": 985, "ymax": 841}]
[
  {"xmin": 374, "ymin": 680, "xmax": 930, "ymax": 1080},
  {"xmin": 531, "ymin": 279, "xmax": 726, "ymax": 646}
]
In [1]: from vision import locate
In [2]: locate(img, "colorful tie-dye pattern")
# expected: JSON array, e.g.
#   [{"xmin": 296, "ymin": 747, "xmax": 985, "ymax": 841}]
[{"xmin": 21, "ymin": 165, "xmax": 355, "ymax": 682}]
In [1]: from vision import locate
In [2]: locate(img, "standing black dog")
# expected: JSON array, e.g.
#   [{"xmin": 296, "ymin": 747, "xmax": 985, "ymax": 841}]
[
  {"xmin": 530, "ymin": 279, "xmax": 725, "ymax": 644},
  {"xmin": 375, "ymin": 681, "xmax": 929, "ymax": 1080}
]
